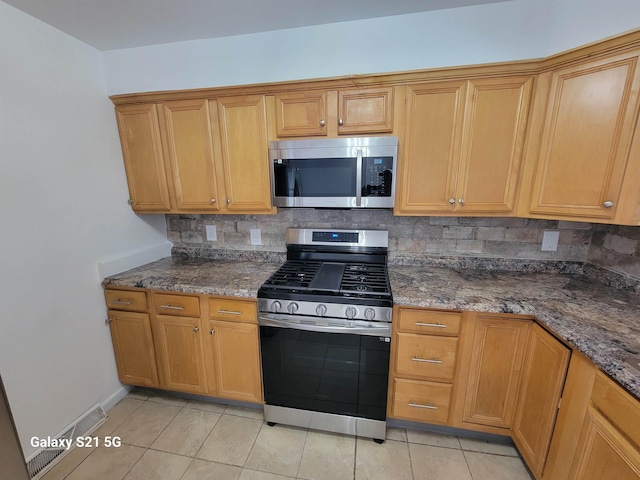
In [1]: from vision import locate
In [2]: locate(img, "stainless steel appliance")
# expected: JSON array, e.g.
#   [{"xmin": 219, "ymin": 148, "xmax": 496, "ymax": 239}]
[
  {"xmin": 270, "ymin": 136, "xmax": 398, "ymax": 209},
  {"xmin": 258, "ymin": 228, "xmax": 392, "ymax": 441}
]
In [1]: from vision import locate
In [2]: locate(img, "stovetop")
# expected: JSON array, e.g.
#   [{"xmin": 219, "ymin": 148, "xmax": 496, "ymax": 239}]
[{"xmin": 258, "ymin": 259, "xmax": 393, "ymax": 308}]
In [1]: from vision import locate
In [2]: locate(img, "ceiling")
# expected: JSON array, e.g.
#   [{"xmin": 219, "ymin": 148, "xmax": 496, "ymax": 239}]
[{"xmin": 4, "ymin": 0, "xmax": 513, "ymax": 51}]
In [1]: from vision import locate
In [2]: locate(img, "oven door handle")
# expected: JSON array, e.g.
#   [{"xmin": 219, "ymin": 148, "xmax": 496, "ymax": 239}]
[{"xmin": 259, "ymin": 313, "xmax": 391, "ymax": 337}]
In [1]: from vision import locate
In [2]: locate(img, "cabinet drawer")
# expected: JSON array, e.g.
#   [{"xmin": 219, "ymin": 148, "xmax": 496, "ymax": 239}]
[
  {"xmin": 395, "ymin": 333, "xmax": 458, "ymax": 380},
  {"xmin": 209, "ymin": 298, "xmax": 257, "ymax": 323},
  {"xmin": 397, "ymin": 308, "xmax": 461, "ymax": 335},
  {"xmin": 105, "ymin": 289, "xmax": 147, "ymax": 312},
  {"xmin": 392, "ymin": 378, "xmax": 452, "ymax": 424},
  {"xmin": 591, "ymin": 371, "xmax": 640, "ymax": 448},
  {"xmin": 153, "ymin": 293, "xmax": 200, "ymax": 317}
]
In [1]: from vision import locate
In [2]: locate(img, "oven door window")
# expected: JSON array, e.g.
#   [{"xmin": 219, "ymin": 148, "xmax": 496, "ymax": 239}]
[
  {"xmin": 260, "ymin": 326, "xmax": 390, "ymax": 421},
  {"xmin": 273, "ymin": 158, "xmax": 357, "ymax": 197}
]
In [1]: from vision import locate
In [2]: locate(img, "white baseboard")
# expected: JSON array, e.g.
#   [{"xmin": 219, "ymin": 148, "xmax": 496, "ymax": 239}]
[
  {"xmin": 101, "ymin": 385, "xmax": 133, "ymax": 413},
  {"xmin": 97, "ymin": 242, "xmax": 172, "ymax": 280}
]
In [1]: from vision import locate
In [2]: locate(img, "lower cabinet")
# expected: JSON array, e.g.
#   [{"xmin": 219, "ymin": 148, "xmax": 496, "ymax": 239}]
[
  {"xmin": 105, "ymin": 288, "xmax": 263, "ymax": 403},
  {"xmin": 512, "ymin": 323, "xmax": 571, "ymax": 478},
  {"xmin": 205, "ymin": 320, "xmax": 263, "ymax": 403},
  {"xmin": 107, "ymin": 309, "xmax": 159, "ymax": 387},
  {"xmin": 153, "ymin": 314, "xmax": 209, "ymax": 395},
  {"xmin": 457, "ymin": 313, "xmax": 530, "ymax": 431}
]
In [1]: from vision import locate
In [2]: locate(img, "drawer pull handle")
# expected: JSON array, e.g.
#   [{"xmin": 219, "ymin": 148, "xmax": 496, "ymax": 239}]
[
  {"xmin": 113, "ymin": 300, "xmax": 132, "ymax": 305},
  {"xmin": 411, "ymin": 357, "xmax": 442, "ymax": 364},
  {"xmin": 217, "ymin": 309, "xmax": 242, "ymax": 315},
  {"xmin": 415, "ymin": 322, "xmax": 447, "ymax": 328},
  {"xmin": 409, "ymin": 401, "xmax": 438, "ymax": 410},
  {"xmin": 161, "ymin": 304, "xmax": 184, "ymax": 311}
]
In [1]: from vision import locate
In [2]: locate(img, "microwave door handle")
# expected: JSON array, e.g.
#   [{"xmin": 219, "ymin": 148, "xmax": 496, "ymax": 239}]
[{"xmin": 356, "ymin": 149, "xmax": 363, "ymax": 206}]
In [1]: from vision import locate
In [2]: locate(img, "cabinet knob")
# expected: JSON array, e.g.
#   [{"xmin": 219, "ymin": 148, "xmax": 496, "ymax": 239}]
[
  {"xmin": 449, "ymin": 198, "xmax": 456, "ymax": 205},
  {"xmin": 226, "ymin": 198, "xmax": 231, "ymax": 204},
  {"xmin": 603, "ymin": 201, "xmax": 614, "ymax": 208},
  {"xmin": 106, "ymin": 318, "xmax": 112, "ymax": 324},
  {"xmin": 338, "ymin": 118, "xmax": 344, "ymax": 126},
  {"xmin": 193, "ymin": 326, "xmax": 199, "ymax": 333},
  {"xmin": 210, "ymin": 198, "xmax": 216, "ymax": 204},
  {"xmin": 319, "ymin": 119, "xmax": 326, "ymax": 127},
  {"xmin": 127, "ymin": 199, "xmax": 134, "ymax": 206},
  {"xmin": 209, "ymin": 329, "xmax": 215, "ymax": 335},
  {"xmin": 458, "ymin": 198, "xmax": 465, "ymax": 206}
]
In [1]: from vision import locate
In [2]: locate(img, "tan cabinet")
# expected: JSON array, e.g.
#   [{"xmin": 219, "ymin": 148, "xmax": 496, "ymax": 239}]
[
  {"xmin": 512, "ymin": 324, "xmax": 571, "ymax": 478},
  {"xmin": 115, "ymin": 97, "xmax": 273, "ymax": 214},
  {"xmin": 205, "ymin": 320, "xmax": 263, "ymax": 403},
  {"xmin": 273, "ymin": 86, "xmax": 394, "ymax": 137},
  {"xmin": 205, "ymin": 296, "xmax": 262, "ymax": 402},
  {"xmin": 153, "ymin": 313, "xmax": 209, "ymax": 395},
  {"xmin": 107, "ymin": 309, "xmax": 159, "ymax": 388},
  {"xmin": 396, "ymin": 77, "xmax": 532, "ymax": 215},
  {"xmin": 389, "ymin": 307, "xmax": 462, "ymax": 425},
  {"xmin": 213, "ymin": 95, "xmax": 273, "ymax": 213},
  {"xmin": 159, "ymin": 99, "xmax": 220, "ymax": 212},
  {"xmin": 458, "ymin": 314, "xmax": 530, "ymax": 430},
  {"xmin": 115, "ymin": 104, "xmax": 172, "ymax": 212},
  {"xmin": 151, "ymin": 292, "xmax": 208, "ymax": 394},
  {"xmin": 522, "ymin": 50, "xmax": 640, "ymax": 221}
]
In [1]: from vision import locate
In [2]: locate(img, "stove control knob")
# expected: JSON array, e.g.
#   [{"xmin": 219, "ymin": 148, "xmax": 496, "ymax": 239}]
[
  {"xmin": 270, "ymin": 301, "xmax": 282, "ymax": 313},
  {"xmin": 316, "ymin": 304, "xmax": 327, "ymax": 316},
  {"xmin": 345, "ymin": 306, "xmax": 358, "ymax": 319},
  {"xmin": 287, "ymin": 302, "xmax": 299, "ymax": 314},
  {"xmin": 364, "ymin": 308, "xmax": 376, "ymax": 320}
]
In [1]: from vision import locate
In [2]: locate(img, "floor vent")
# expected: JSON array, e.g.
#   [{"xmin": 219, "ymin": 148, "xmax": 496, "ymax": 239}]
[{"xmin": 27, "ymin": 404, "xmax": 107, "ymax": 479}]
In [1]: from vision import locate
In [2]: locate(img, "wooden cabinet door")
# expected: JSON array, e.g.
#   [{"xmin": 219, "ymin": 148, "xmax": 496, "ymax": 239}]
[
  {"xmin": 338, "ymin": 87, "xmax": 394, "ymax": 134},
  {"xmin": 115, "ymin": 103, "xmax": 171, "ymax": 212},
  {"xmin": 274, "ymin": 92, "xmax": 327, "ymax": 137},
  {"xmin": 512, "ymin": 324, "xmax": 571, "ymax": 478},
  {"xmin": 154, "ymin": 314, "xmax": 208, "ymax": 395},
  {"xmin": 160, "ymin": 99, "xmax": 220, "ymax": 211},
  {"xmin": 107, "ymin": 310, "xmax": 159, "ymax": 387},
  {"xmin": 396, "ymin": 81, "xmax": 467, "ymax": 214},
  {"xmin": 207, "ymin": 320, "xmax": 263, "ymax": 403},
  {"xmin": 529, "ymin": 52, "xmax": 640, "ymax": 219},
  {"xmin": 569, "ymin": 406, "xmax": 640, "ymax": 479},
  {"xmin": 214, "ymin": 95, "xmax": 273, "ymax": 213},
  {"xmin": 462, "ymin": 315, "xmax": 530, "ymax": 429},
  {"xmin": 456, "ymin": 77, "xmax": 532, "ymax": 213}
]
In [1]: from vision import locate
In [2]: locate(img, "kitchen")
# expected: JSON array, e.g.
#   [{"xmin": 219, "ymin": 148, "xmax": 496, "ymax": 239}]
[{"xmin": 1, "ymin": 0, "xmax": 640, "ymax": 479}]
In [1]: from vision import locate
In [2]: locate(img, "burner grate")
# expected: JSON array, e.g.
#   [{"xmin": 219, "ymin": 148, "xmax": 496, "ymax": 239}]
[
  {"xmin": 340, "ymin": 263, "xmax": 390, "ymax": 295},
  {"xmin": 262, "ymin": 261, "xmax": 321, "ymax": 290}
]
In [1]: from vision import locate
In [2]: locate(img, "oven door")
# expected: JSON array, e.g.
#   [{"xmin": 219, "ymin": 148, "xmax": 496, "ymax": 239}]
[{"xmin": 259, "ymin": 314, "xmax": 391, "ymax": 423}]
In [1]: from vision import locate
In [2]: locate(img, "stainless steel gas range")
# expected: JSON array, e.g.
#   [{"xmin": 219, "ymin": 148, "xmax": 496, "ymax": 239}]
[{"xmin": 257, "ymin": 228, "xmax": 392, "ymax": 442}]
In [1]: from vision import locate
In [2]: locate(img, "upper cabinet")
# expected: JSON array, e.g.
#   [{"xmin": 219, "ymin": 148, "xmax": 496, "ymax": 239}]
[
  {"xmin": 114, "ymin": 96, "xmax": 273, "ymax": 214},
  {"xmin": 520, "ymin": 49, "xmax": 640, "ymax": 222},
  {"xmin": 273, "ymin": 86, "xmax": 394, "ymax": 137},
  {"xmin": 115, "ymin": 103, "xmax": 172, "ymax": 212},
  {"xmin": 396, "ymin": 77, "xmax": 532, "ymax": 215},
  {"xmin": 213, "ymin": 95, "xmax": 273, "ymax": 213}
]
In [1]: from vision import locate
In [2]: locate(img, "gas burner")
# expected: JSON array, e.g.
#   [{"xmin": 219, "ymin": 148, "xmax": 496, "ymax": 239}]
[{"xmin": 356, "ymin": 284, "xmax": 369, "ymax": 292}]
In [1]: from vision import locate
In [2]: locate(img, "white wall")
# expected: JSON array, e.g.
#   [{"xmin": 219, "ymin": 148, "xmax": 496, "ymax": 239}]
[
  {"xmin": 103, "ymin": 0, "xmax": 640, "ymax": 95},
  {"xmin": 0, "ymin": 2, "xmax": 169, "ymax": 457}
]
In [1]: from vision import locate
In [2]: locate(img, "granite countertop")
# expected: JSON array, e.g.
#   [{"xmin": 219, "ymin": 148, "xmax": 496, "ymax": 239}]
[
  {"xmin": 390, "ymin": 265, "xmax": 640, "ymax": 400},
  {"xmin": 103, "ymin": 255, "xmax": 640, "ymax": 400},
  {"xmin": 102, "ymin": 256, "xmax": 280, "ymax": 298}
]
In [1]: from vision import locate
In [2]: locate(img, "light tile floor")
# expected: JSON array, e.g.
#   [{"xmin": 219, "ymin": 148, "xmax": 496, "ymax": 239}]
[{"xmin": 42, "ymin": 390, "xmax": 533, "ymax": 480}]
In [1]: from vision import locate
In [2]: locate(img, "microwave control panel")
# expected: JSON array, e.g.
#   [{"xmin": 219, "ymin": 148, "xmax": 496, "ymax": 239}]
[{"xmin": 363, "ymin": 157, "xmax": 393, "ymax": 197}]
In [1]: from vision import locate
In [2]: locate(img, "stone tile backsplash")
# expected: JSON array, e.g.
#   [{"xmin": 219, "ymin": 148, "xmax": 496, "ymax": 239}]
[
  {"xmin": 166, "ymin": 209, "xmax": 594, "ymax": 262},
  {"xmin": 588, "ymin": 225, "xmax": 640, "ymax": 280}
]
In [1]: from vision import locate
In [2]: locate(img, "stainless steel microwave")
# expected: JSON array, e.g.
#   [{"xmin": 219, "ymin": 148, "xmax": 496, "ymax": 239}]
[{"xmin": 269, "ymin": 136, "xmax": 398, "ymax": 209}]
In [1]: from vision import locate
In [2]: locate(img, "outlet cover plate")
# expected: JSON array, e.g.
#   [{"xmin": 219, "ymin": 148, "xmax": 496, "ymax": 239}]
[
  {"xmin": 250, "ymin": 228, "xmax": 262, "ymax": 245},
  {"xmin": 206, "ymin": 225, "xmax": 217, "ymax": 241},
  {"xmin": 541, "ymin": 231, "xmax": 560, "ymax": 251}
]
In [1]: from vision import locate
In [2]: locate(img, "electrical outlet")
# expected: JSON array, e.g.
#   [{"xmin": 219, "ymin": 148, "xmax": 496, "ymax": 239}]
[
  {"xmin": 250, "ymin": 228, "xmax": 262, "ymax": 245},
  {"xmin": 205, "ymin": 225, "xmax": 217, "ymax": 241},
  {"xmin": 541, "ymin": 231, "xmax": 560, "ymax": 251}
]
